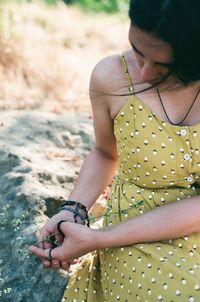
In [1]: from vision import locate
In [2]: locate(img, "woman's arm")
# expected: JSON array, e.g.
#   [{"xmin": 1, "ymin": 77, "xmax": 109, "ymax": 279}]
[
  {"xmin": 29, "ymin": 57, "xmax": 119, "ymax": 268},
  {"xmin": 29, "ymin": 194, "xmax": 200, "ymax": 261},
  {"xmin": 96, "ymin": 194, "xmax": 200, "ymax": 249},
  {"xmin": 64, "ymin": 58, "xmax": 119, "ymax": 209}
]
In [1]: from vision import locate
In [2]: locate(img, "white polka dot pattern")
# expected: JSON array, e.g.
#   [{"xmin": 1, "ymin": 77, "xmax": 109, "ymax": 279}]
[{"xmin": 63, "ymin": 95, "xmax": 200, "ymax": 301}]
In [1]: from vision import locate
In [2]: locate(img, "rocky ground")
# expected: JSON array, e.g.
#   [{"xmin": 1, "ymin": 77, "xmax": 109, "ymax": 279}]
[{"xmin": 0, "ymin": 110, "xmax": 108, "ymax": 302}]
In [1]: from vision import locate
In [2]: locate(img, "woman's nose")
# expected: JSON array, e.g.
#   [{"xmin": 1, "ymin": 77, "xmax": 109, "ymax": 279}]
[{"xmin": 140, "ymin": 61, "xmax": 163, "ymax": 83}]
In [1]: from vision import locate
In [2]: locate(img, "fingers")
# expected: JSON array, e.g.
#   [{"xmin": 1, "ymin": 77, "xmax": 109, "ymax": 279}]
[
  {"xmin": 29, "ymin": 245, "xmax": 64, "ymax": 261},
  {"xmin": 43, "ymin": 259, "xmax": 52, "ymax": 269},
  {"xmin": 56, "ymin": 220, "xmax": 66, "ymax": 237},
  {"xmin": 36, "ymin": 220, "xmax": 68, "ymax": 250},
  {"xmin": 29, "ymin": 245, "xmax": 77, "ymax": 271},
  {"xmin": 29, "ymin": 245, "xmax": 47, "ymax": 258},
  {"xmin": 55, "ymin": 232, "xmax": 64, "ymax": 247},
  {"xmin": 42, "ymin": 258, "xmax": 69, "ymax": 270},
  {"xmin": 61, "ymin": 260, "xmax": 70, "ymax": 270},
  {"xmin": 43, "ymin": 259, "xmax": 72, "ymax": 271},
  {"xmin": 68, "ymin": 258, "xmax": 78, "ymax": 265},
  {"xmin": 51, "ymin": 259, "xmax": 60, "ymax": 270},
  {"xmin": 37, "ymin": 229, "xmax": 51, "ymax": 249},
  {"xmin": 43, "ymin": 257, "xmax": 73, "ymax": 271},
  {"xmin": 29, "ymin": 246, "xmax": 60, "ymax": 269}
]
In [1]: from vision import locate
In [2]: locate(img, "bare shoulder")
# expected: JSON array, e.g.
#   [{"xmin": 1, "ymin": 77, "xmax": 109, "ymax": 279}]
[
  {"xmin": 90, "ymin": 51, "xmax": 139, "ymax": 95},
  {"xmin": 89, "ymin": 53, "xmax": 125, "ymax": 97},
  {"xmin": 89, "ymin": 54, "xmax": 124, "ymax": 158},
  {"xmin": 89, "ymin": 51, "xmax": 137, "ymax": 157},
  {"xmin": 90, "ymin": 51, "xmax": 138, "ymax": 120}
]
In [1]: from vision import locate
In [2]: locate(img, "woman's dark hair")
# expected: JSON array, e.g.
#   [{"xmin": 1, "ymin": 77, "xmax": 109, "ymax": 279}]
[{"xmin": 129, "ymin": 0, "xmax": 200, "ymax": 83}]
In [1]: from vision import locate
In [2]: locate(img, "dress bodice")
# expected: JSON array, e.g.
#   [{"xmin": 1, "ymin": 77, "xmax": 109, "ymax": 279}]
[{"xmin": 114, "ymin": 95, "xmax": 200, "ymax": 190}]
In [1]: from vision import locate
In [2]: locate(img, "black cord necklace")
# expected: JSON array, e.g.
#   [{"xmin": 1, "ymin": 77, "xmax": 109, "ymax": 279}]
[{"xmin": 157, "ymin": 87, "xmax": 200, "ymax": 126}]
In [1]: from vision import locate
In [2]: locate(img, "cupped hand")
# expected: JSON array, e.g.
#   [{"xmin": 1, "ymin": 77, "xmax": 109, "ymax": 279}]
[
  {"xmin": 29, "ymin": 211, "xmax": 77, "ymax": 270},
  {"xmin": 29, "ymin": 221, "xmax": 99, "ymax": 262}
]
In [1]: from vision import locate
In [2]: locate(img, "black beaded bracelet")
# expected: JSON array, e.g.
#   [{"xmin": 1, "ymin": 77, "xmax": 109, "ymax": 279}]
[
  {"xmin": 59, "ymin": 200, "xmax": 89, "ymax": 226},
  {"xmin": 60, "ymin": 200, "xmax": 88, "ymax": 212}
]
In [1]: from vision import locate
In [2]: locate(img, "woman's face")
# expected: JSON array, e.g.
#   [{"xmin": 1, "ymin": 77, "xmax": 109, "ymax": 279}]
[{"xmin": 129, "ymin": 25, "xmax": 174, "ymax": 84}]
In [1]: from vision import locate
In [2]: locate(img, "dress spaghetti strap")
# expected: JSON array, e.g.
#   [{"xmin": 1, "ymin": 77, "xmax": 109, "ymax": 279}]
[{"xmin": 120, "ymin": 53, "xmax": 134, "ymax": 93}]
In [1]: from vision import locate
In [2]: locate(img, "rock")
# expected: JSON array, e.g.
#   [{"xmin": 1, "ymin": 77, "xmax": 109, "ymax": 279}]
[{"xmin": 0, "ymin": 110, "xmax": 94, "ymax": 302}]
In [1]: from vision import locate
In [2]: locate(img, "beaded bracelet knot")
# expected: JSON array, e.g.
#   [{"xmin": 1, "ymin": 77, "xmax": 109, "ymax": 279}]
[{"xmin": 59, "ymin": 200, "xmax": 90, "ymax": 226}]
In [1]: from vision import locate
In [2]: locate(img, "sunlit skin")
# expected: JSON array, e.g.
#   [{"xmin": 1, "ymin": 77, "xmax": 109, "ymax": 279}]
[
  {"xmin": 128, "ymin": 25, "xmax": 174, "ymax": 84},
  {"xmin": 126, "ymin": 24, "xmax": 200, "ymax": 126},
  {"xmin": 29, "ymin": 24, "xmax": 200, "ymax": 271}
]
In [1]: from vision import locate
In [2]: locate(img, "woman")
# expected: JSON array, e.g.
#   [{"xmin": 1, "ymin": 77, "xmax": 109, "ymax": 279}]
[{"xmin": 30, "ymin": 0, "xmax": 200, "ymax": 301}]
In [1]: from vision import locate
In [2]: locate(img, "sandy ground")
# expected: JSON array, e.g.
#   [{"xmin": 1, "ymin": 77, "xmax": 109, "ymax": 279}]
[{"xmin": 0, "ymin": 1, "xmax": 130, "ymax": 113}]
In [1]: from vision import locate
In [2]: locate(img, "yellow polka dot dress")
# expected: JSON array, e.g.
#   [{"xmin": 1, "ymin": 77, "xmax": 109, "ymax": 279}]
[{"xmin": 62, "ymin": 55, "xmax": 200, "ymax": 302}]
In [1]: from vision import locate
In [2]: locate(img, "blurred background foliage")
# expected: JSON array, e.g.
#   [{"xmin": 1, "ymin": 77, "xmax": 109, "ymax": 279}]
[
  {"xmin": 63, "ymin": 0, "xmax": 129, "ymax": 13},
  {"xmin": 13, "ymin": 0, "xmax": 129, "ymax": 13},
  {"xmin": 0, "ymin": 0, "xmax": 129, "ymax": 111}
]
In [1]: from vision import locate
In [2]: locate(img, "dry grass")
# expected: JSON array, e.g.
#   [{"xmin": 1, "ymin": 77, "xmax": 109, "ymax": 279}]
[{"xmin": 0, "ymin": 1, "xmax": 129, "ymax": 112}]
